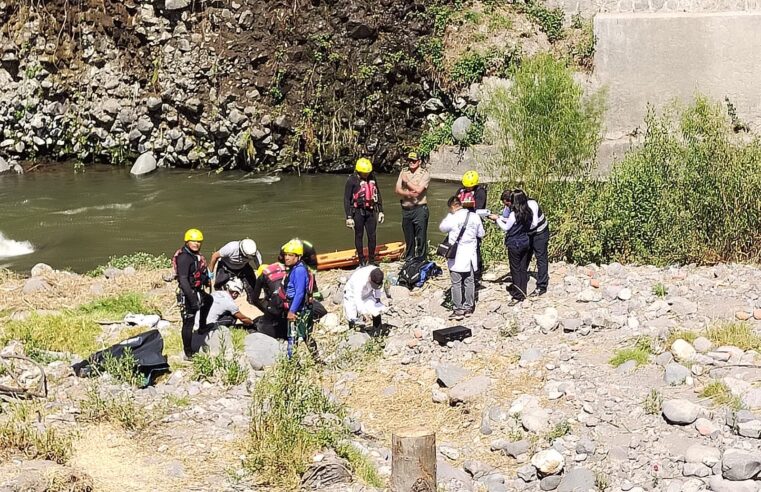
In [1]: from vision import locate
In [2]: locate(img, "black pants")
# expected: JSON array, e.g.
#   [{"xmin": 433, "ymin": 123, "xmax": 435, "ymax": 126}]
[
  {"xmin": 402, "ymin": 205, "xmax": 429, "ymax": 260},
  {"xmin": 353, "ymin": 209, "xmax": 377, "ymax": 264},
  {"xmin": 507, "ymin": 245, "xmax": 531, "ymax": 301},
  {"xmin": 215, "ymin": 261, "xmax": 257, "ymax": 304},
  {"xmin": 256, "ymin": 314, "xmax": 288, "ymax": 339},
  {"xmin": 476, "ymin": 237, "xmax": 483, "ymax": 279},
  {"xmin": 528, "ymin": 227, "xmax": 550, "ymax": 290},
  {"xmin": 181, "ymin": 291, "xmax": 212, "ymax": 357}
]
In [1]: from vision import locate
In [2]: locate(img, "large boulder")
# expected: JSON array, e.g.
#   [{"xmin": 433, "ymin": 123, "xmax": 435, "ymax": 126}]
[
  {"xmin": 449, "ymin": 376, "xmax": 491, "ymax": 404},
  {"xmin": 662, "ymin": 399, "xmax": 701, "ymax": 425},
  {"xmin": 130, "ymin": 152, "xmax": 157, "ymax": 176},
  {"xmin": 436, "ymin": 364, "xmax": 470, "ymax": 388},
  {"xmin": 30, "ymin": 263, "xmax": 53, "ymax": 277},
  {"xmin": 22, "ymin": 277, "xmax": 50, "ymax": 294},
  {"xmin": 531, "ymin": 449, "xmax": 564, "ymax": 476},
  {"xmin": 557, "ymin": 467, "xmax": 595, "ymax": 492},
  {"xmin": 451, "ymin": 116, "xmax": 472, "ymax": 142},
  {"xmin": 721, "ymin": 449, "xmax": 761, "ymax": 481},
  {"xmin": 244, "ymin": 333, "xmax": 282, "ymax": 370}
]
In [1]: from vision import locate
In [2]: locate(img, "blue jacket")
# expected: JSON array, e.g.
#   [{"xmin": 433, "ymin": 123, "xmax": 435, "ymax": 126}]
[{"xmin": 285, "ymin": 262, "xmax": 309, "ymax": 314}]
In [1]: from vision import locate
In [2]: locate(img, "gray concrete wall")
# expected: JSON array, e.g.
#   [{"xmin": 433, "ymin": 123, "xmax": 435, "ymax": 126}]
[
  {"xmin": 430, "ymin": 11, "xmax": 761, "ymax": 181},
  {"xmin": 595, "ymin": 12, "xmax": 761, "ymax": 137},
  {"xmin": 550, "ymin": 0, "xmax": 761, "ymax": 15}
]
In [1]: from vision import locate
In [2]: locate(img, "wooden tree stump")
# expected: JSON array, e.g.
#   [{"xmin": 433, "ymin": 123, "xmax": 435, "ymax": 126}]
[{"xmin": 391, "ymin": 429, "xmax": 436, "ymax": 492}]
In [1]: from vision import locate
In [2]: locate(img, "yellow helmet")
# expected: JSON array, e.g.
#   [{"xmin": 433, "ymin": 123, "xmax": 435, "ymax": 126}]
[
  {"xmin": 355, "ymin": 157, "xmax": 372, "ymax": 174},
  {"xmin": 184, "ymin": 228, "xmax": 204, "ymax": 242},
  {"xmin": 461, "ymin": 170, "xmax": 479, "ymax": 188},
  {"xmin": 281, "ymin": 239, "xmax": 304, "ymax": 256}
]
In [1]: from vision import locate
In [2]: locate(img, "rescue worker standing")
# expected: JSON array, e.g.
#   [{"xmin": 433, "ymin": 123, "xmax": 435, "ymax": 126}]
[
  {"xmin": 208, "ymin": 238, "xmax": 261, "ymax": 303},
  {"xmin": 344, "ymin": 158, "xmax": 384, "ymax": 266},
  {"xmin": 456, "ymin": 170, "xmax": 488, "ymax": 279},
  {"xmin": 395, "ymin": 152, "xmax": 430, "ymax": 260},
  {"xmin": 527, "ymin": 195, "xmax": 550, "ymax": 296},
  {"xmin": 174, "ymin": 228, "xmax": 212, "ymax": 359},
  {"xmin": 281, "ymin": 239, "xmax": 315, "ymax": 355}
]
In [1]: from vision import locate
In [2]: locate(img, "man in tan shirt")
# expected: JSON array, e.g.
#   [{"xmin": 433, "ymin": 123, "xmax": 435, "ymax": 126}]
[{"xmin": 395, "ymin": 152, "xmax": 431, "ymax": 260}]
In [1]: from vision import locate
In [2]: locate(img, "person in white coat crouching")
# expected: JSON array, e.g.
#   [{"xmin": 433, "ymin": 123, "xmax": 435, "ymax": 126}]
[
  {"xmin": 343, "ymin": 266, "xmax": 387, "ymax": 331},
  {"xmin": 439, "ymin": 196, "xmax": 485, "ymax": 319}
]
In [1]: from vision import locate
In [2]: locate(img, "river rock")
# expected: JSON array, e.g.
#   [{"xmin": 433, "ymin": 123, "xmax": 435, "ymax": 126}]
[
  {"xmin": 707, "ymin": 476, "xmax": 760, "ymax": 492},
  {"xmin": 202, "ymin": 327, "xmax": 233, "ymax": 358},
  {"xmin": 0, "ymin": 156, "xmax": 10, "ymax": 174},
  {"xmin": 130, "ymin": 152, "xmax": 157, "ymax": 176},
  {"xmin": 534, "ymin": 308, "xmax": 559, "ymax": 332},
  {"xmin": 165, "ymin": 0, "xmax": 191, "ymax": 10},
  {"xmin": 664, "ymin": 362, "xmax": 692, "ymax": 386},
  {"xmin": 451, "ymin": 116, "xmax": 472, "ymax": 142},
  {"xmin": 517, "ymin": 463, "xmax": 537, "ymax": 482},
  {"xmin": 685, "ymin": 444, "xmax": 721, "ymax": 466},
  {"xmin": 346, "ymin": 332, "xmax": 370, "ymax": 350},
  {"xmin": 540, "ymin": 475, "xmax": 562, "ymax": 490},
  {"xmin": 671, "ymin": 339, "xmax": 696, "ymax": 361},
  {"xmin": 691, "ymin": 336, "xmax": 712, "ymax": 353},
  {"xmin": 557, "ymin": 467, "xmax": 595, "ymax": 492},
  {"xmin": 436, "ymin": 364, "xmax": 470, "ymax": 388},
  {"xmin": 492, "ymin": 439, "xmax": 531, "ymax": 458},
  {"xmin": 531, "ymin": 449, "xmax": 564, "ymax": 475},
  {"xmin": 742, "ymin": 389, "xmax": 761, "ymax": 410},
  {"xmin": 662, "ymin": 399, "xmax": 701, "ymax": 424},
  {"xmin": 721, "ymin": 449, "xmax": 761, "ymax": 481},
  {"xmin": 244, "ymin": 333, "xmax": 281, "ymax": 370},
  {"xmin": 737, "ymin": 420, "xmax": 761, "ymax": 439},
  {"xmin": 449, "ymin": 376, "xmax": 491, "ymax": 404},
  {"xmin": 576, "ymin": 289, "xmax": 601, "ymax": 303},
  {"xmin": 30, "ymin": 263, "xmax": 53, "ymax": 277},
  {"xmin": 522, "ymin": 407, "xmax": 551, "ymax": 433},
  {"xmin": 23, "ymin": 277, "xmax": 50, "ymax": 294}
]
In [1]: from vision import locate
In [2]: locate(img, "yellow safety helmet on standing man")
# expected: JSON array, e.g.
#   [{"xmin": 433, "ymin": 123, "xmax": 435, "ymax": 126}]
[
  {"xmin": 184, "ymin": 228, "xmax": 204, "ymax": 242},
  {"xmin": 282, "ymin": 239, "xmax": 304, "ymax": 256},
  {"xmin": 355, "ymin": 157, "xmax": 372, "ymax": 174},
  {"xmin": 461, "ymin": 170, "xmax": 479, "ymax": 188}
]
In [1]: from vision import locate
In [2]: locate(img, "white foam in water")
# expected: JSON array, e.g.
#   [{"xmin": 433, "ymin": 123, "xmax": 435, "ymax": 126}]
[
  {"xmin": 54, "ymin": 203, "xmax": 133, "ymax": 215},
  {"xmin": 0, "ymin": 232, "xmax": 34, "ymax": 259}
]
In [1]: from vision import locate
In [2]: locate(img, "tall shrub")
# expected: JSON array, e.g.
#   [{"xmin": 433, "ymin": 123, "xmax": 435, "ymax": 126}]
[{"xmin": 481, "ymin": 53, "xmax": 605, "ymax": 201}]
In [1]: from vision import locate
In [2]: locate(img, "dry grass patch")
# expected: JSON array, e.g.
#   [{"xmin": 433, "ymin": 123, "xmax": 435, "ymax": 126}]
[
  {"xmin": 706, "ymin": 322, "xmax": 761, "ymax": 351},
  {"xmin": 700, "ymin": 380, "xmax": 745, "ymax": 410},
  {"xmin": 0, "ymin": 401, "xmax": 73, "ymax": 464},
  {"xmin": 1, "ymin": 269, "xmax": 173, "ymax": 313},
  {"xmin": 342, "ymin": 351, "xmax": 541, "ymax": 473}
]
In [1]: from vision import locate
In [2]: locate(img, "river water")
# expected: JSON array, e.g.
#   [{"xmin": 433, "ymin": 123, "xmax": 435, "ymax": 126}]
[{"xmin": 0, "ymin": 165, "xmax": 458, "ymax": 273}]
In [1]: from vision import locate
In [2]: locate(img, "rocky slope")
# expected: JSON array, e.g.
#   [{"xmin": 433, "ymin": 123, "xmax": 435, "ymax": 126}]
[
  {"xmin": 0, "ymin": 0, "xmax": 448, "ymax": 173},
  {"xmin": 2, "ymin": 260, "xmax": 761, "ymax": 491}
]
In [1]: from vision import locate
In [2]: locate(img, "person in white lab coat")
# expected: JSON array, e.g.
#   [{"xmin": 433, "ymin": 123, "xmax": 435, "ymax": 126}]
[
  {"xmin": 439, "ymin": 196, "xmax": 485, "ymax": 318},
  {"xmin": 343, "ymin": 266, "xmax": 387, "ymax": 330}
]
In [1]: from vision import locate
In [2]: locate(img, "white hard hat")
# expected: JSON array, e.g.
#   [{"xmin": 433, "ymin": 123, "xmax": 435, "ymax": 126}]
[
  {"xmin": 239, "ymin": 238, "xmax": 258, "ymax": 258},
  {"xmin": 227, "ymin": 278, "xmax": 244, "ymax": 293}
]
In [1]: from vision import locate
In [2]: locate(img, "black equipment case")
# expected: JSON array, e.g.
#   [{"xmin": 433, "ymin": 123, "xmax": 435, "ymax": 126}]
[{"xmin": 433, "ymin": 325, "xmax": 472, "ymax": 345}]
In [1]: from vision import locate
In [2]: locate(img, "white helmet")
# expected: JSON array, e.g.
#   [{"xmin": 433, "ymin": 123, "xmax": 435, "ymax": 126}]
[
  {"xmin": 227, "ymin": 278, "xmax": 244, "ymax": 293},
  {"xmin": 239, "ymin": 238, "xmax": 258, "ymax": 258}
]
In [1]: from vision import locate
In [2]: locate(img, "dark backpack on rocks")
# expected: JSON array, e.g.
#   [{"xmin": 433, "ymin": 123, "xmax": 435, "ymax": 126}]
[
  {"xmin": 397, "ymin": 258, "xmax": 441, "ymax": 290},
  {"xmin": 72, "ymin": 329, "xmax": 170, "ymax": 387}
]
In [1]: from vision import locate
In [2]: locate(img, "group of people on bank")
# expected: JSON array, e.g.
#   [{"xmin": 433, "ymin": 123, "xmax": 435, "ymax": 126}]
[
  {"xmin": 348, "ymin": 152, "xmax": 550, "ymax": 319},
  {"xmin": 173, "ymin": 153, "xmax": 550, "ymax": 356},
  {"xmin": 173, "ymin": 231, "xmax": 388, "ymax": 358}
]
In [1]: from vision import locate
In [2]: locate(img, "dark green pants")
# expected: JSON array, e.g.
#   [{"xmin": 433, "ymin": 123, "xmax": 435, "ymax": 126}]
[{"xmin": 402, "ymin": 205, "xmax": 429, "ymax": 260}]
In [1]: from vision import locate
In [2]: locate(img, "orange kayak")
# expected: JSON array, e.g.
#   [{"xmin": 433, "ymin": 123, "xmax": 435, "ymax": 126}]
[{"xmin": 316, "ymin": 242, "xmax": 406, "ymax": 271}]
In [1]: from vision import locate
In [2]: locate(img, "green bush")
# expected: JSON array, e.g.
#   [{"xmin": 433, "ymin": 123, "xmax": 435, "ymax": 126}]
[
  {"xmin": 481, "ymin": 54, "xmax": 605, "ymax": 200},
  {"xmin": 450, "ymin": 51, "xmax": 488, "ymax": 85},
  {"xmin": 246, "ymin": 350, "xmax": 380, "ymax": 488},
  {"xmin": 559, "ymin": 97, "xmax": 761, "ymax": 265},
  {"xmin": 417, "ymin": 115, "xmax": 454, "ymax": 157},
  {"xmin": 523, "ymin": 0, "xmax": 565, "ymax": 42}
]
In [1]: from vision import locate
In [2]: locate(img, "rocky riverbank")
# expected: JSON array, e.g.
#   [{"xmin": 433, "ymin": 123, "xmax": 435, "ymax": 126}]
[
  {"xmin": 0, "ymin": 0, "xmax": 456, "ymax": 174},
  {"xmin": 1, "ymin": 260, "xmax": 761, "ymax": 491}
]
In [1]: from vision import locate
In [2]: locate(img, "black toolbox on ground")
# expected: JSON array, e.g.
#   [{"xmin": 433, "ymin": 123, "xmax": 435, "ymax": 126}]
[{"xmin": 433, "ymin": 325, "xmax": 472, "ymax": 345}]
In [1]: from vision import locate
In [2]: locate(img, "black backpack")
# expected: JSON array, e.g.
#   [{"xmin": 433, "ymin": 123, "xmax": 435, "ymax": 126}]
[
  {"xmin": 72, "ymin": 329, "xmax": 170, "ymax": 387},
  {"xmin": 397, "ymin": 257, "xmax": 429, "ymax": 290}
]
